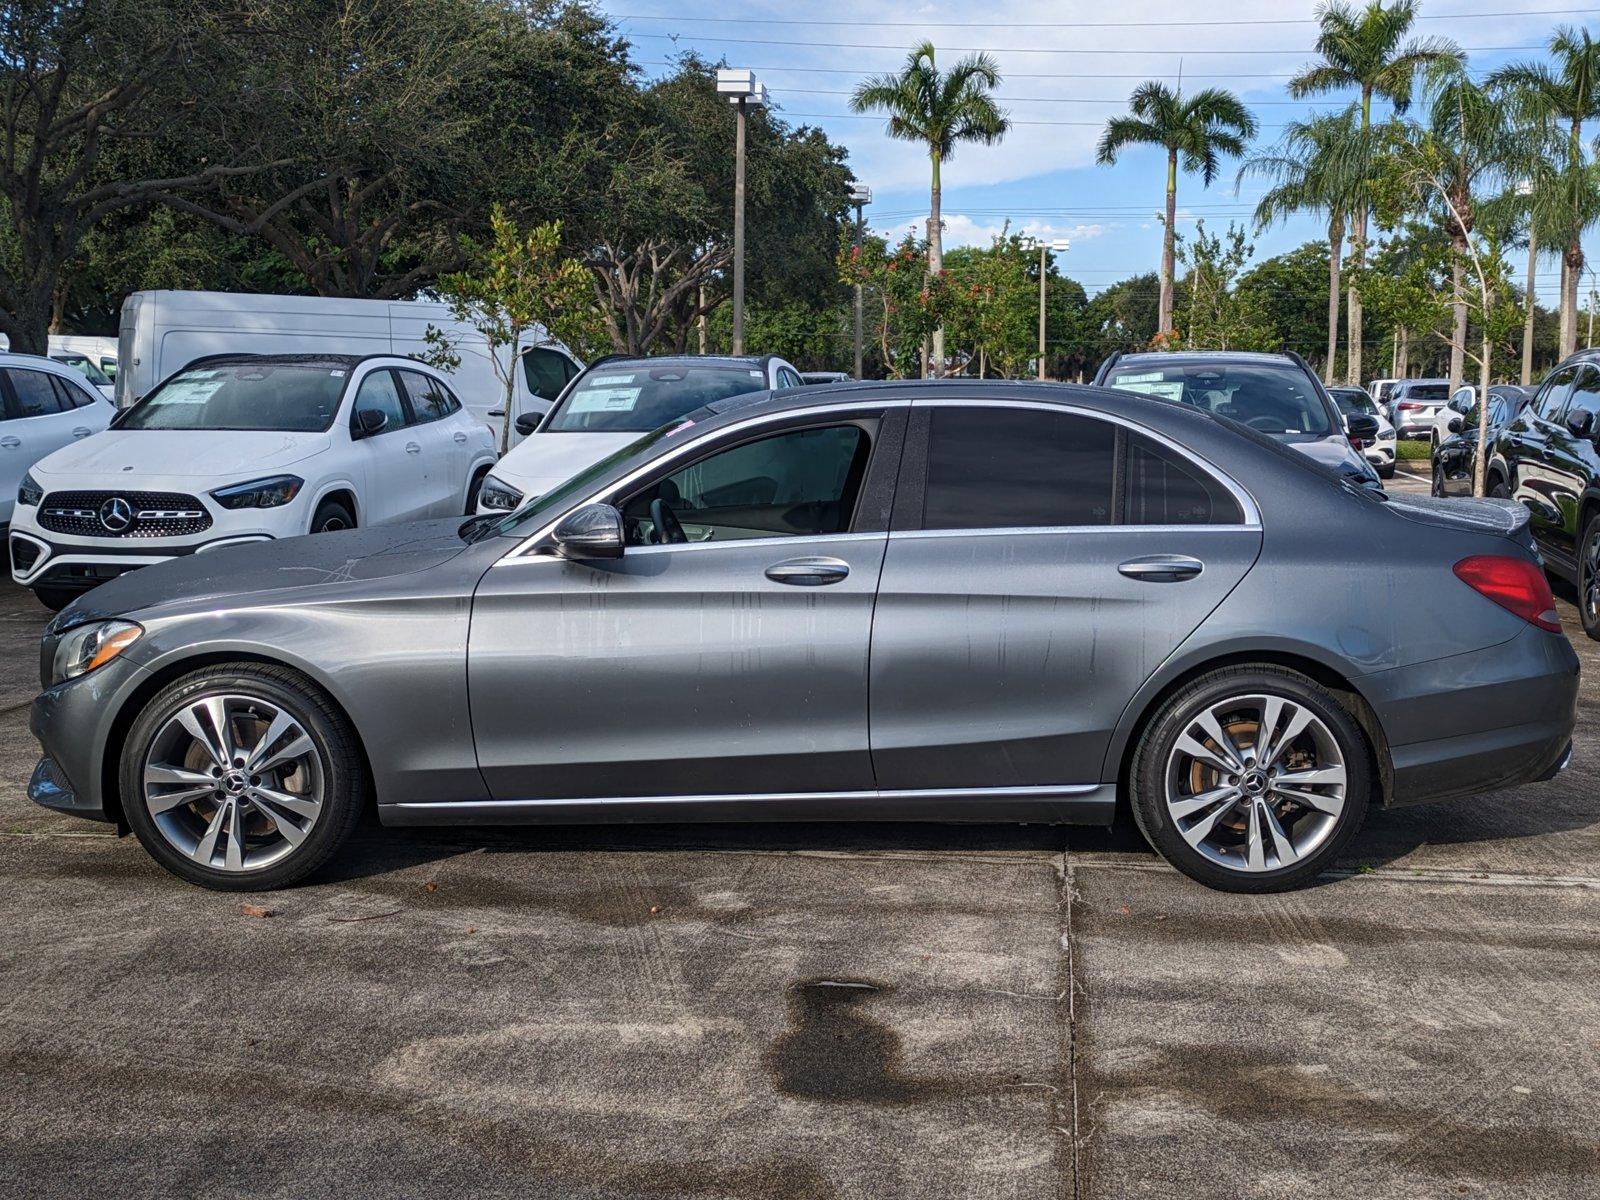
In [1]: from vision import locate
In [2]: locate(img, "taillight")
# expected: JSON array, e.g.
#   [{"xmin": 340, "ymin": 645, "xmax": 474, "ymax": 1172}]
[
  {"xmin": 1453, "ymin": 555, "xmax": 1561, "ymax": 632},
  {"xmin": 1397, "ymin": 401, "xmax": 1424, "ymax": 410}
]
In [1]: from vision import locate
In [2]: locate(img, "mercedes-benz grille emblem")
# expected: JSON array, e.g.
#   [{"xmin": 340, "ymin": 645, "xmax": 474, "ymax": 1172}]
[{"xmin": 98, "ymin": 496, "xmax": 134, "ymax": 533}]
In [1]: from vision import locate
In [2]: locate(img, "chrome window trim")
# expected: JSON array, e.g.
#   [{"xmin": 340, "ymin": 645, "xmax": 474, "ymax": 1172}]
[
  {"xmin": 891, "ymin": 523, "xmax": 1258, "ymax": 540},
  {"xmin": 625, "ymin": 529, "xmax": 888, "ymax": 557},
  {"xmin": 495, "ymin": 393, "xmax": 1260, "ymax": 564}
]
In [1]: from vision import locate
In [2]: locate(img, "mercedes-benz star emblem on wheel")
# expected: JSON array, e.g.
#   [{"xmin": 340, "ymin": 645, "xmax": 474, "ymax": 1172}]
[{"xmin": 98, "ymin": 496, "xmax": 134, "ymax": 533}]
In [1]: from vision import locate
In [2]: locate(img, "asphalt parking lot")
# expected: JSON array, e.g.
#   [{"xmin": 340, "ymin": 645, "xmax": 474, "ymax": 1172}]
[{"xmin": 2, "ymin": 468, "xmax": 1598, "ymax": 1199}]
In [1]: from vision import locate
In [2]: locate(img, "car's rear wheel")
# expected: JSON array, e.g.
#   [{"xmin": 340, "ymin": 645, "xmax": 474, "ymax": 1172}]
[
  {"xmin": 1488, "ymin": 475, "xmax": 1510, "ymax": 500},
  {"xmin": 1129, "ymin": 667, "xmax": 1372, "ymax": 892},
  {"xmin": 311, "ymin": 499, "xmax": 355, "ymax": 534},
  {"xmin": 1579, "ymin": 512, "xmax": 1600, "ymax": 641},
  {"xmin": 119, "ymin": 665, "xmax": 366, "ymax": 890},
  {"xmin": 1430, "ymin": 460, "xmax": 1445, "ymax": 496},
  {"xmin": 33, "ymin": 586, "xmax": 78, "ymax": 612}
]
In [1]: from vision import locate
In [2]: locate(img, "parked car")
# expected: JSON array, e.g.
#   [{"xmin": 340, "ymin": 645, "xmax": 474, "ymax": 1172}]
[
  {"xmin": 0, "ymin": 334, "xmax": 119, "ymax": 382},
  {"xmin": 1486, "ymin": 350, "xmax": 1600, "ymax": 638},
  {"xmin": 801, "ymin": 371, "xmax": 852, "ymax": 385},
  {"xmin": 1093, "ymin": 350, "xmax": 1383, "ymax": 489},
  {"xmin": 27, "ymin": 381, "xmax": 1576, "ymax": 894},
  {"xmin": 1328, "ymin": 385, "xmax": 1397, "ymax": 479},
  {"xmin": 476, "ymin": 354, "xmax": 804, "ymax": 514},
  {"xmin": 114, "ymin": 290, "xmax": 582, "ymax": 442},
  {"xmin": 1383, "ymin": 378, "xmax": 1452, "ymax": 437},
  {"xmin": 50, "ymin": 352, "xmax": 116, "ymax": 401},
  {"xmin": 0, "ymin": 354, "xmax": 115, "ymax": 529},
  {"xmin": 1368, "ymin": 378, "xmax": 1402, "ymax": 411},
  {"xmin": 1431, "ymin": 383, "xmax": 1532, "ymax": 448},
  {"xmin": 1432, "ymin": 389, "xmax": 1526, "ymax": 498},
  {"xmin": 9, "ymin": 353, "xmax": 497, "ymax": 611}
]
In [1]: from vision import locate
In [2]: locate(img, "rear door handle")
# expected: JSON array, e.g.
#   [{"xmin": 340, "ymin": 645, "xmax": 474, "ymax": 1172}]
[
  {"xmin": 0, "ymin": 436, "xmax": 19, "ymax": 448},
  {"xmin": 71, "ymin": 427, "xmax": 92, "ymax": 438},
  {"xmin": 765, "ymin": 556, "xmax": 850, "ymax": 586},
  {"xmin": 1118, "ymin": 554, "xmax": 1204, "ymax": 583},
  {"xmin": 405, "ymin": 441, "xmax": 422, "ymax": 455},
  {"xmin": 453, "ymin": 431, "xmax": 468, "ymax": 443}
]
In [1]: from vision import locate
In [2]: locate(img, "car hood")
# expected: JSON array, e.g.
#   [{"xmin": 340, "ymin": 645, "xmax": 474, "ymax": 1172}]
[
  {"xmin": 51, "ymin": 518, "xmax": 476, "ymax": 629},
  {"xmin": 487, "ymin": 431, "xmax": 642, "ymax": 500},
  {"xmin": 32, "ymin": 428, "xmax": 331, "ymax": 481}
]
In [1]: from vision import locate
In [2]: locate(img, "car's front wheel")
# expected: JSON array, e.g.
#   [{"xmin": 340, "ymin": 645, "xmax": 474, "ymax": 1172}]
[
  {"xmin": 1431, "ymin": 460, "xmax": 1445, "ymax": 496},
  {"xmin": 311, "ymin": 498, "xmax": 356, "ymax": 534},
  {"xmin": 119, "ymin": 664, "xmax": 366, "ymax": 890},
  {"xmin": 1579, "ymin": 512, "xmax": 1600, "ymax": 641},
  {"xmin": 1129, "ymin": 666, "xmax": 1372, "ymax": 892}
]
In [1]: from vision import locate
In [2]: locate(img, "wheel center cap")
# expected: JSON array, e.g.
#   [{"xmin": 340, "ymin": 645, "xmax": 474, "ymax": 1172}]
[
  {"xmin": 222, "ymin": 770, "xmax": 250, "ymax": 797},
  {"xmin": 1241, "ymin": 770, "xmax": 1269, "ymax": 796}
]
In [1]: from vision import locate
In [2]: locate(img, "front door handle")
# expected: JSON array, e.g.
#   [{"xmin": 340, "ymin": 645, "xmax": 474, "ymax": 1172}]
[
  {"xmin": 0, "ymin": 436, "xmax": 19, "ymax": 448},
  {"xmin": 1118, "ymin": 554, "xmax": 1204, "ymax": 583},
  {"xmin": 765, "ymin": 556, "xmax": 850, "ymax": 586},
  {"xmin": 453, "ymin": 431, "xmax": 468, "ymax": 443},
  {"xmin": 405, "ymin": 441, "xmax": 422, "ymax": 455},
  {"xmin": 71, "ymin": 427, "xmax": 92, "ymax": 438}
]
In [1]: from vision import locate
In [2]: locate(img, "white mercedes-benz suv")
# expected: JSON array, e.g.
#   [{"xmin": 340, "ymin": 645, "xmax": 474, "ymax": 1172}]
[{"xmin": 10, "ymin": 353, "xmax": 497, "ymax": 610}]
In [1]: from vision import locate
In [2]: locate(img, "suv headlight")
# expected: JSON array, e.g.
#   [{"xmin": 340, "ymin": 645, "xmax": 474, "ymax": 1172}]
[
  {"xmin": 210, "ymin": 475, "xmax": 303, "ymax": 509},
  {"xmin": 478, "ymin": 476, "xmax": 524, "ymax": 511},
  {"xmin": 50, "ymin": 620, "xmax": 142, "ymax": 685},
  {"xmin": 17, "ymin": 472, "xmax": 42, "ymax": 507}
]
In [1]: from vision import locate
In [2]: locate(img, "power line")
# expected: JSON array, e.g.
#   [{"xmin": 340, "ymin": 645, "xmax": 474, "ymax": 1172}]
[
  {"xmin": 782, "ymin": 110, "xmax": 1316, "ymax": 128},
  {"xmin": 632, "ymin": 60, "xmax": 1307, "ymax": 79},
  {"xmin": 623, "ymin": 31, "xmax": 1547, "ymax": 55},
  {"xmin": 610, "ymin": 7, "xmax": 1598, "ymax": 28},
  {"xmin": 782, "ymin": 87, "xmax": 1368, "ymax": 105}
]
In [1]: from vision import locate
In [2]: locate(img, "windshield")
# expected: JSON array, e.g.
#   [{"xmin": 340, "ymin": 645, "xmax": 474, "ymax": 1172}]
[
  {"xmin": 1106, "ymin": 362, "xmax": 1334, "ymax": 439},
  {"xmin": 52, "ymin": 353, "xmax": 111, "ymax": 386},
  {"xmin": 544, "ymin": 363, "xmax": 768, "ymax": 433},
  {"xmin": 1329, "ymin": 388, "xmax": 1376, "ymax": 415},
  {"xmin": 119, "ymin": 362, "xmax": 347, "ymax": 432},
  {"xmin": 1400, "ymin": 382, "xmax": 1450, "ymax": 401}
]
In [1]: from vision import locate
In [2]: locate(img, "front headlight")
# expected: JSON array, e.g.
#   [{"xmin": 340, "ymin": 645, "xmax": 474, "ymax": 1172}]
[
  {"xmin": 210, "ymin": 475, "xmax": 303, "ymax": 510},
  {"xmin": 478, "ymin": 476, "xmax": 524, "ymax": 511},
  {"xmin": 50, "ymin": 620, "xmax": 142, "ymax": 685},
  {"xmin": 17, "ymin": 472, "xmax": 42, "ymax": 507}
]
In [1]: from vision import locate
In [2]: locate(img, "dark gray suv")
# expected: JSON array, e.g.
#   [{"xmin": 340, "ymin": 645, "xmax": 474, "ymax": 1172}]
[{"xmin": 28, "ymin": 382, "xmax": 1576, "ymax": 892}]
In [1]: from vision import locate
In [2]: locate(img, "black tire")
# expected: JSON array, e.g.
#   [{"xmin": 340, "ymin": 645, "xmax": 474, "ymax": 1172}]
[
  {"xmin": 1579, "ymin": 511, "xmax": 1600, "ymax": 642},
  {"xmin": 1430, "ymin": 461, "xmax": 1444, "ymax": 496},
  {"xmin": 310, "ymin": 498, "xmax": 356, "ymax": 534},
  {"xmin": 1379, "ymin": 462, "xmax": 1396, "ymax": 480},
  {"xmin": 1488, "ymin": 476, "xmax": 1510, "ymax": 500},
  {"xmin": 119, "ymin": 664, "xmax": 367, "ymax": 890},
  {"xmin": 465, "ymin": 466, "xmax": 491, "ymax": 515},
  {"xmin": 33, "ymin": 586, "xmax": 79, "ymax": 612},
  {"xmin": 1129, "ymin": 666, "xmax": 1373, "ymax": 893}
]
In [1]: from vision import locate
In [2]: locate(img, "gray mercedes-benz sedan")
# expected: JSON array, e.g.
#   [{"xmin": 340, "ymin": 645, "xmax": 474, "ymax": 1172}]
[{"xmin": 27, "ymin": 382, "xmax": 1577, "ymax": 892}]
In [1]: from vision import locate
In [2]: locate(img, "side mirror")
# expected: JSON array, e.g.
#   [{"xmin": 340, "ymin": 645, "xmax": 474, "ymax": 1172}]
[
  {"xmin": 354, "ymin": 408, "xmax": 388, "ymax": 438},
  {"xmin": 552, "ymin": 503, "xmax": 624, "ymax": 560},
  {"xmin": 515, "ymin": 413, "xmax": 541, "ymax": 437},
  {"xmin": 1346, "ymin": 412, "xmax": 1380, "ymax": 439},
  {"xmin": 1447, "ymin": 416, "xmax": 1464, "ymax": 434},
  {"xmin": 1567, "ymin": 408, "xmax": 1594, "ymax": 438}
]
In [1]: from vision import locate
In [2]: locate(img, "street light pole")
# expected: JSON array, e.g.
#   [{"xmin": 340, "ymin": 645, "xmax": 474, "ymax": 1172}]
[
  {"xmin": 1517, "ymin": 178, "xmax": 1536, "ymax": 386},
  {"xmin": 848, "ymin": 181, "xmax": 871, "ymax": 378},
  {"xmin": 716, "ymin": 69, "xmax": 767, "ymax": 357},
  {"xmin": 1032, "ymin": 238, "xmax": 1071, "ymax": 381}
]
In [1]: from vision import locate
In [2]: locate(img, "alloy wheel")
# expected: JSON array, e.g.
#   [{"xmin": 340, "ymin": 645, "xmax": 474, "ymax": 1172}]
[
  {"xmin": 142, "ymin": 694, "xmax": 324, "ymax": 873},
  {"xmin": 1163, "ymin": 693, "xmax": 1347, "ymax": 874},
  {"xmin": 1585, "ymin": 527, "xmax": 1600, "ymax": 627}
]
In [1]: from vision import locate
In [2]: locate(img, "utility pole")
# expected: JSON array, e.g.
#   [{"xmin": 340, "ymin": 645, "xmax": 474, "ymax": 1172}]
[
  {"xmin": 716, "ymin": 69, "xmax": 767, "ymax": 357},
  {"xmin": 1517, "ymin": 179, "xmax": 1536, "ymax": 385},
  {"xmin": 1029, "ymin": 237, "xmax": 1070, "ymax": 381},
  {"xmin": 848, "ymin": 181, "xmax": 872, "ymax": 378}
]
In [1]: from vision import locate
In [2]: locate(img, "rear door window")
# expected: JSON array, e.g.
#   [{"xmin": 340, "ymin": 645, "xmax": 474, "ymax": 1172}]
[
  {"xmin": 1125, "ymin": 434, "xmax": 1244, "ymax": 525},
  {"xmin": 398, "ymin": 370, "xmax": 459, "ymax": 422},
  {"xmin": 5, "ymin": 368, "xmax": 67, "ymax": 417}
]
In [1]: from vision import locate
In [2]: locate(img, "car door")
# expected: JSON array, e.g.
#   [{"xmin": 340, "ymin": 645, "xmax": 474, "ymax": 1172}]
[
  {"xmin": 467, "ymin": 406, "xmax": 904, "ymax": 801},
  {"xmin": 347, "ymin": 367, "xmax": 430, "ymax": 525},
  {"xmin": 0, "ymin": 367, "xmax": 102, "ymax": 524},
  {"xmin": 868, "ymin": 399, "xmax": 1262, "ymax": 792},
  {"xmin": 1509, "ymin": 366, "xmax": 1579, "ymax": 557},
  {"xmin": 1539, "ymin": 365, "xmax": 1600, "ymax": 565},
  {"xmin": 397, "ymin": 369, "xmax": 468, "ymax": 515}
]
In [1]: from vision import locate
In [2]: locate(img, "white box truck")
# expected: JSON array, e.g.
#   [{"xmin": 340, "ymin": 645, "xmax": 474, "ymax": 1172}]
[{"xmin": 115, "ymin": 291, "xmax": 583, "ymax": 441}]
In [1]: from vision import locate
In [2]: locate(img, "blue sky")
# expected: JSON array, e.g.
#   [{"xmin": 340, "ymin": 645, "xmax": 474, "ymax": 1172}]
[{"xmin": 596, "ymin": 0, "xmax": 1598, "ymax": 307}]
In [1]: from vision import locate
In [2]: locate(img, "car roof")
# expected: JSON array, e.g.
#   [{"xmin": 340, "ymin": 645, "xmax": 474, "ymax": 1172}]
[
  {"xmin": 581, "ymin": 354, "xmax": 776, "ymax": 372},
  {"xmin": 1108, "ymin": 350, "xmax": 1297, "ymax": 367},
  {"xmin": 181, "ymin": 352, "xmax": 371, "ymax": 370}
]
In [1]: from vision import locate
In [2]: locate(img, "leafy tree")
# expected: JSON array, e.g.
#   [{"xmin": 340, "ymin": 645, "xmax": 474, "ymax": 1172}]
[
  {"xmin": 838, "ymin": 230, "xmax": 954, "ymax": 378},
  {"xmin": 852, "ymin": 42, "xmax": 1009, "ymax": 377},
  {"xmin": 423, "ymin": 208, "xmax": 598, "ymax": 451},
  {"xmin": 1288, "ymin": 0, "xmax": 1461, "ymax": 385},
  {"xmin": 1179, "ymin": 222, "xmax": 1275, "ymax": 351},
  {"xmin": 1096, "ymin": 83, "xmax": 1257, "ymax": 342},
  {"xmin": 1234, "ymin": 242, "xmax": 1338, "ymax": 366},
  {"xmin": 943, "ymin": 233, "xmax": 1037, "ymax": 378}
]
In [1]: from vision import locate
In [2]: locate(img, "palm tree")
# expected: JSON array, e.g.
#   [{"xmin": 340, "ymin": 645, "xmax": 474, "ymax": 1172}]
[
  {"xmin": 1289, "ymin": 0, "xmax": 1461, "ymax": 383},
  {"xmin": 1239, "ymin": 107, "xmax": 1369, "ymax": 379},
  {"xmin": 852, "ymin": 42, "xmax": 1009, "ymax": 377},
  {"xmin": 1096, "ymin": 83, "xmax": 1257, "ymax": 342},
  {"xmin": 1490, "ymin": 25, "xmax": 1600, "ymax": 357}
]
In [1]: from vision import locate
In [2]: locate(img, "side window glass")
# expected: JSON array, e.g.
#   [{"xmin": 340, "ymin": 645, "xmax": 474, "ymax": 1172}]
[
  {"xmin": 400, "ymin": 370, "xmax": 457, "ymax": 422},
  {"xmin": 350, "ymin": 369, "xmax": 408, "ymax": 435},
  {"xmin": 49, "ymin": 374, "xmax": 94, "ymax": 410},
  {"xmin": 620, "ymin": 424, "xmax": 871, "ymax": 544},
  {"xmin": 923, "ymin": 407, "xmax": 1114, "ymax": 530},
  {"xmin": 1535, "ymin": 368, "xmax": 1577, "ymax": 421},
  {"xmin": 1566, "ymin": 369, "xmax": 1600, "ymax": 420},
  {"xmin": 522, "ymin": 348, "xmax": 571, "ymax": 401},
  {"xmin": 7, "ymin": 369, "xmax": 65, "ymax": 417},
  {"xmin": 1125, "ymin": 434, "xmax": 1244, "ymax": 525}
]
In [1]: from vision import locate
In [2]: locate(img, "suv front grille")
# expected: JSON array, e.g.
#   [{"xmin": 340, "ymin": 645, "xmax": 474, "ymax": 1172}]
[{"xmin": 38, "ymin": 490, "xmax": 212, "ymax": 539}]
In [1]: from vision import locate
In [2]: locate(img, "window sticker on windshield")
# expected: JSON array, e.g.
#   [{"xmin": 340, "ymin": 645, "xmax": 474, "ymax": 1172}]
[
  {"xmin": 1116, "ymin": 381, "xmax": 1185, "ymax": 402},
  {"xmin": 330, "ymin": 369, "xmax": 345, "ymax": 377},
  {"xmin": 1114, "ymin": 372, "xmax": 1168, "ymax": 383},
  {"xmin": 589, "ymin": 374, "xmax": 637, "ymax": 387},
  {"xmin": 157, "ymin": 378, "xmax": 228, "ymax": 405},
  {"xmin": 569, "ymin": 386, "xmax": 642, "ymax": 414}
]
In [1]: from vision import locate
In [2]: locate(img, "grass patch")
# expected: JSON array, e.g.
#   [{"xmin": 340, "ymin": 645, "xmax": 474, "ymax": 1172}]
[{"xmin": 1396, "ymin": 439, "xmax": 1430, "ymax": 461}]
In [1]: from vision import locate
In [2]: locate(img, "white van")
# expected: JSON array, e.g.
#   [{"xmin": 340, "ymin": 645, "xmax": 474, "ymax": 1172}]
[
  {"xmin": 0, "ymin": 335, "xmax": 120, "ymax": 395},
  {"xmin": 115, "ymin": 291, "xmax": 583, "ymax": 441}
]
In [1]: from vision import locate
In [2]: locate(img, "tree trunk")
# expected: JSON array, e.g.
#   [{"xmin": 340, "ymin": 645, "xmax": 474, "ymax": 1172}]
[
  {"xmin": 1159, "ymin": 149, "xmax": 1177, "ymax": 340},
  {"xmin": 1522, "ymin": 234, "xmax": 1538, "ymax": 386},
  {"xmin": 1563, "ymin": 240, "xmax": 1583, "ymax": 358},
  {"xmin": 1326, "ymin": 216, "xmax": 1343, "ymax": 383},
  {"xmin": 1347, "ymin": 87, "xmax": 1374, "ymax": 388},
  {"xmin": 0, "ymin": 281, "xmax": 55, "ymax": 355},
  {"xmin": 928, "ymin": 148, "xmax": 944, "ymax": 377},
  {"xmin": 1449, "ymin": 251, "xmax": 1467, "ymax": 388},
  {"xmin": 1398, "ymin": 326, "xmax": 1409, "ymax": 376}
]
